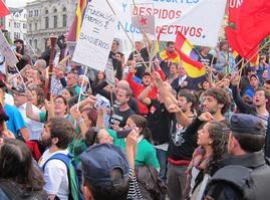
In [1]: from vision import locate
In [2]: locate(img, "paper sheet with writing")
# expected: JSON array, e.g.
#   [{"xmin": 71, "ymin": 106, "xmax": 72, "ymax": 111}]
[
  {"xmin": 0, "ymin": 31, "xmax": 18, "ymax": 67},
  {"xmin": 132, "ymin": 15, "xmax": 155, "ymax": 35},
  {"xmin": 72, "ymin": 0, "xmax": 117, "ymax": 71}
]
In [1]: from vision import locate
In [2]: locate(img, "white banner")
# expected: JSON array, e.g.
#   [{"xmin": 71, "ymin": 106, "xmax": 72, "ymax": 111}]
[
  {"xmin": 105, "ymin": 59, "xmax": 115, "ymax": 86},
  {"xmin": 72, "ymin": 0, "xmax": 117, "ymax": 71},
  {"xmin": 0, "ymin": 31, "xmax": 18, "ymax": 67},
  {"xmin": 109, "ymin": 0, "xmax": 227, "ymax": 47}
]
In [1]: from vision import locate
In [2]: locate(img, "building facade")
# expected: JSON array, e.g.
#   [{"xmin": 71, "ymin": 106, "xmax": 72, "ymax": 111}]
[
  {"xmin": 5, "ymin": 8, "xmax": 27, "ymax": 42},
  {"xmin": 25, "ymin": 0, "xmax": 76, "ymax": 55}
]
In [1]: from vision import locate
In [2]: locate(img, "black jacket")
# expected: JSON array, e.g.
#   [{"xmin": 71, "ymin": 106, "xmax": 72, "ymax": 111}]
[{"xmin": 205, "ymin": 151, "xmax": 270, "ymax": 200}]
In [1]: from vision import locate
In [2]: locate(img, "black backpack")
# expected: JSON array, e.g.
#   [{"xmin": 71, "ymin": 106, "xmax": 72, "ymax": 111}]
[
  {"xmin": 208, "ymin": 162, "xmax": 270, "ymax": 200},
  {"xmin": 135, "ymin": 165, "xmax": 167, "ymax": 200}
]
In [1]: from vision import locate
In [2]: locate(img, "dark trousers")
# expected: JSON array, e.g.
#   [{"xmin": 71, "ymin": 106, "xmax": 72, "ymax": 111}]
[{"xmin": 167, "ymin": 163, "xmax": 187, "ymax": 200}]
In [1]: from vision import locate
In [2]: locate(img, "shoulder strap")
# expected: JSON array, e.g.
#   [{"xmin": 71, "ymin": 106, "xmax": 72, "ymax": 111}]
[{"xmin": 42, "ymin": 153, "xmax": 71, "ymax": 172}]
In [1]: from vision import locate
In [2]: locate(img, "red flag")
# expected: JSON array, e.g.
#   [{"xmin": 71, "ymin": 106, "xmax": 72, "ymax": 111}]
[
  {"xmin": 226, "ymin": 0, "xmax": 270, "ymax": 62},
  {"xmin": 0, "ymin": 0, "xmax": 10, "ymax": 17}
]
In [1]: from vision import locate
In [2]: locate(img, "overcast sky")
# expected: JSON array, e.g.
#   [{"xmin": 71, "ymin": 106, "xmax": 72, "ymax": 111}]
[{"xmin": 6, "ymin": 0, "xmax": 35, "ymax": 8}]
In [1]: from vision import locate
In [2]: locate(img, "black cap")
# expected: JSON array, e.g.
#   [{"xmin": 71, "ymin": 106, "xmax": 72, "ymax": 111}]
[
  {"xmin": 229, "ymin": 113, "xmax": 265, "ymax": 135},
  {"xmin": 79, "ymin": 143, "xmax": 129, "ymax": 186}
]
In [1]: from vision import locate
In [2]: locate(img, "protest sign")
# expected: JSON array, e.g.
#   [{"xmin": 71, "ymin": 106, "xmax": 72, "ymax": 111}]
[
  {"xmin": 72, "ymin": 0, "xmax": 117, "ymax": 71},
  {"xmin": 0, "ymin": 31, "xmax": 18, "ymax": 67},
  {"xmin": 109, "ymin": 0, "xmax": 227, "ymax": 47},
  {"xmin": 105, "ymin": 59, "xmax": 115, "ymax": 86}
]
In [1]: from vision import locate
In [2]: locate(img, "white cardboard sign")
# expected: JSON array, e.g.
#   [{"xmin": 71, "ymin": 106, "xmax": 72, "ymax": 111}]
[{"xmin": 72, "ymin": 0, "xmax": 117, "ymax": 71}]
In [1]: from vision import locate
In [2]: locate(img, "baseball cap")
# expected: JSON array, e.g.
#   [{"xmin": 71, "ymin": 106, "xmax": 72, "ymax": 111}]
[
  {"xmin": 229, "ymin": 113, "xmax": 265, "ymax": 135},
  {"xmin": 79, "ymin": 143, "xmax": 129, "ymax": 187}
]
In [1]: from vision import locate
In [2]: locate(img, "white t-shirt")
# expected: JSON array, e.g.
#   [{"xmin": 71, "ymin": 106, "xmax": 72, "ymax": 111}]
[
  {"xmin": 18, "ymin": 103, "xmax": 44, "ymax": 140},
  {"xmin": 39, "ymin": 149, "xmax": 69, "ymax": 200},
  {"xmin": 5, "ymin": 93, "xmax": 14, "ymax": 105}
]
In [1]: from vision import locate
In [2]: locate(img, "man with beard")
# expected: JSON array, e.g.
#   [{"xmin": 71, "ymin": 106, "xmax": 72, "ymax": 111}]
[
  {"xmin": 232, "ymin": 73, "xmax": 269, "ymax": 122},
  {"xmin": 165, "ymin": 88, "xmax": 230, "ymax": 200},
  {"xmin": 127, "ymin": 61, "xmax": 165, "ymax": 116},
  {"xmin": 205, "ymin": 114, "xmax": 270, "ymax": 200},
  {"xmin": 110, "ymin": 87, "xmax": 135, "ymax": 131},
  {"xmin": 231, "ymin": 73, "xmax": 270, "ymax": 157},
  {"xmin": 38, "ymin": 117, "xmax": 74, "ymax": 200}
]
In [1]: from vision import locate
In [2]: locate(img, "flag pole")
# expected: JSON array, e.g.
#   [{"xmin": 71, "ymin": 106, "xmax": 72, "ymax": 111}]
[
  {"xmin": 106, "ymin": 0, "xmax": 150, "ymax": 70},
  {"xmin": 237, "ymin": 38, "xmax": 270, "ymax": 85}
]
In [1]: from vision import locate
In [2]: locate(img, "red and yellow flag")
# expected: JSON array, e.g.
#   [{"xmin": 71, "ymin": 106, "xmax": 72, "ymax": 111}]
[
  {"xmin": 175, "ymin": 32, "xmax": 205, "ymax": 78},
  {"xmin": 68, "ymin": 0, "xmax": 88, "ymax": 41}
]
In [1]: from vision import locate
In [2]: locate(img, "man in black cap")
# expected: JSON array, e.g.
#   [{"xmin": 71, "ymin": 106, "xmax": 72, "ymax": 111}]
[
  {"xmin": 204, "ymin": 113, "xmax": 270, "ymax": 200},
  {"xmin": 80, "ymin": 142, "xmax": 143, "ymax": 200}
]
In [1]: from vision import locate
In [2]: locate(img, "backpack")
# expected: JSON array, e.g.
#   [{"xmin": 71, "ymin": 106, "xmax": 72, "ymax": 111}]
[
  {"xmin": 208, "ymin": 162, "xmax": 270, "ymax": 200},
  {"xmin": 42, "ymin": 153, "xmax": 82, "ymax": 200},
  {"xmin": 135, "ymin": 165, "xmax": 167, "ymax": 200}
]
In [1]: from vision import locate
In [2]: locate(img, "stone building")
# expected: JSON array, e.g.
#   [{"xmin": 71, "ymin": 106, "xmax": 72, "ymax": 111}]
[
  {"xmin": 25, "ymin": 0, "xmax": 76, "ymax": 55},
  {"xmin": 5, "ymin": 8, "xmax": 27, "ymax": 42}
]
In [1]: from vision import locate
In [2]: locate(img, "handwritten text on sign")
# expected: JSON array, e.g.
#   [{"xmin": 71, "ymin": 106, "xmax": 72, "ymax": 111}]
[{"xmin": 72, "ymin": 0, "xmax": 116, "ymax": 71}]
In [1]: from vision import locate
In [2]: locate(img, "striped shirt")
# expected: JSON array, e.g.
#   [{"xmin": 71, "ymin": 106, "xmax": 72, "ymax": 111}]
[{"xmin": 127, "ymin": 169, "xmax": 144, "ymax": 200}]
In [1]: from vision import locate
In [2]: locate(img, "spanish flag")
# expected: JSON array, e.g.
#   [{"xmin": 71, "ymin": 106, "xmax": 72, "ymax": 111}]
[
  {"xmin": 157, "ymin": 50, "xmax": 180, "ymax": 63},
  {"xmin": 68, "ymin": 0, "xmax": 88, "ymax": 41},
  {"xmin": 175, "ymin": 32, "xmax": 206, "ymax": 78}
]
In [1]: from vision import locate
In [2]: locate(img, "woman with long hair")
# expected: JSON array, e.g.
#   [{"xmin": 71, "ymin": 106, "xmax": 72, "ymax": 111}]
[
  {"xmin": 185, "ymin": 121, "xmax": 229, "ymax": 200},
  {"xmin": 0, "ymin": 139, "xmax": 47, "ymax": 199},
  {"xmin": 125, "ymin": 114, "xmax": 159, "ymax": 170},
  {"xmin": 29, "ymin": 86, "xmax": 45, "ymax": 110}
]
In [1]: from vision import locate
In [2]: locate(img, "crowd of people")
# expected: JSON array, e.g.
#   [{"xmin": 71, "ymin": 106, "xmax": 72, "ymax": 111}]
[{"xmin": 0, "ymin": 32, "xmax": 269, "ymax": 200}]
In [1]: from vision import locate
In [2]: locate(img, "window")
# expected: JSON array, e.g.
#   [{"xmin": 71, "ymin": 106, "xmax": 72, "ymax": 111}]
[
  {"xmin": 63, "ymin": 7, "xmax": 66, "ymax": 12},
  {"xmin": 34, "ymin": 10, "xmax": 38, "ymax": 16},
  {"xmin": 23, "ymin": 23, "xmax": 26, "ymax": 29},
  {"xmin": 45, "ymin": 9, "xmax": 48, "ymax": 14},
  {"xmin": 45, "ymin": 17, "xmax": 49, "ymax": 29},
  {"xmin": 29, "ymin": 10, "xmax": 33, "ymax": 17},
  {"xmin": 62, "ymin": 14, "xmax": 67, "ymax": 27},
  {"xmin": 14, "ymin": 22, "xmax": 20, "ymax": 28},
  {"xmin": 29, "ymin": 23, "xmax": 32, "ymax": 31},
  {"xmin": 35, "ymin": 23, "xmax": 37, "ymax": 30},
  {"xmin": 54, "ymin": 8, "xmax": 57, "ymax": 13},
  {"xmin": 54, "ymin": 16, "xmax": 58, "ymax": 28},
  {"xmin": 14, "ymin": 32, "xmax": 20, "ymax": 39},
  {"xmin": 29, "ymin": 39, "xmax": 32, "ymax": 46},
  {"xmin": 8, "ymin": 22, "xmax": 10, "ymax": 27},
  {"xmin": 34, "ymin": 39, "xmax": 37, "ymax": 49}
]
